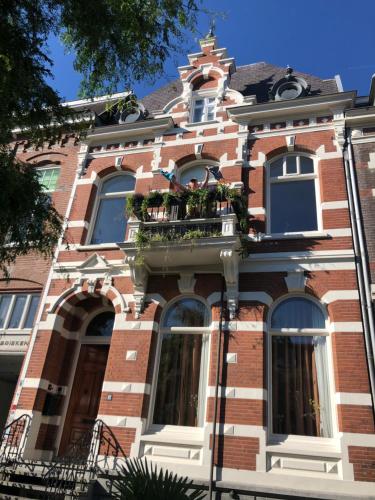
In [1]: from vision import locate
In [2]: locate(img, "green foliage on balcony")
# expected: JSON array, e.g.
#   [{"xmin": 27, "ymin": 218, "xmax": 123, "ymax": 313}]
[{"xmin": 126, "ymin": 184, "xmax": 249, "ymax": 232}]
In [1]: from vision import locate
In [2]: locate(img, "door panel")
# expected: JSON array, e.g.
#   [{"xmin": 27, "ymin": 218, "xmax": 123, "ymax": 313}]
[{"xmin": 59, "ymin": 344, "xmax": 109, "ymax": 455}]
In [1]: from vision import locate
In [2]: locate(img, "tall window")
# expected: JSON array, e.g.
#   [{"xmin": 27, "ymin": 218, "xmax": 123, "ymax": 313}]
[
  {"xmin": 153, "ymin": 298, "xmax": 209, "ymax": 427},
  {"xmin": 270, "ymin": 297, "xmax": 332, "ymax": 438},
  {"xmin": 192, "ymin": 97, "xmax": 216, "ymax": 123},
  {"xmin": 269, "ymin": 155, "xmax": 318, "ymax": 234},
  {"xmin": 0, "ymin": 294, "xmax": 40, "ymax": 330},
  {"xmin": 90, "ymin": 175, "xmax": 135, "ymax": 244},
  {"xmin": 37, "ymin": 166, "xmax": 60, "ymax": 191}
]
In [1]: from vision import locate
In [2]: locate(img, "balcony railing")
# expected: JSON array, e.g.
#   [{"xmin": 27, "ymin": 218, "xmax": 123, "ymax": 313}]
[{"xmin": 125, "ymin": 186, "xmax": 248, "ymax": 243}]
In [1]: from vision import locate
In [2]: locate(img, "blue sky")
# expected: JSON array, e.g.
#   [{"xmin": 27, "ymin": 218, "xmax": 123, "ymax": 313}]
[{"xmin": 47, "ymin": 0, "xmax": 375, "ymax": 102}]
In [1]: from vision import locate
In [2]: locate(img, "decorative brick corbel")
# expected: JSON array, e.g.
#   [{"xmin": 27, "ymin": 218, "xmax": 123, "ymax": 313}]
[
  {"xmin": 220, "ymin": 248, "xmax": 239, "ymax": 320},
  {"xmin": 126, "ymin": 255, "xmax": 149, "ymax": 318}
]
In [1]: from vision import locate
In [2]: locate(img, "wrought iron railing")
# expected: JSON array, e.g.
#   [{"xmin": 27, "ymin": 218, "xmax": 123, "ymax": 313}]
[
  {"xmin": 140, "ymin": 197, "xmax": 234, "ymax": 223},
  {"xmin": 0, "ymin": 413, "xmax": 31, "ymax": 469},
  {"xmin": 44, "ymin": 419, "xmax": 126, "ymax": 498}
]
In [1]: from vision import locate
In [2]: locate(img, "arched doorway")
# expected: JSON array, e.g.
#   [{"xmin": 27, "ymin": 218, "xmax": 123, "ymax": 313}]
[{"xmin": 59, "ymin": 310, "xmax": 115, "ymax": 455}]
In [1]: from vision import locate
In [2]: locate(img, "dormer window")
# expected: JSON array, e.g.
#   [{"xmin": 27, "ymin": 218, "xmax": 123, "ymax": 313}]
[{"xmin": 192, "ymin": 97, "xmax": 216, "ymax": 123}]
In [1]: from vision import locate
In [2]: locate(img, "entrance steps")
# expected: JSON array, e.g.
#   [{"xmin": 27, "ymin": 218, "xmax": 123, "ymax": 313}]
[{"xmin": 0, "ymin": 460, "xmax": 93, "ymax": 499}]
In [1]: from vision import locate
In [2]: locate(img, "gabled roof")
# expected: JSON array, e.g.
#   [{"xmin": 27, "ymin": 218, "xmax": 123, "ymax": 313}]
[{"xmin": 141, "ymin": 62, "xmax": 339, "ymax": 112}]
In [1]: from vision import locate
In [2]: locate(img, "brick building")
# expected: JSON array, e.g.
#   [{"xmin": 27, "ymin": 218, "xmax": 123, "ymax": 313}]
[{"xmin": 1, "ymin": 36, "xmax": 375, "ymax": 498}]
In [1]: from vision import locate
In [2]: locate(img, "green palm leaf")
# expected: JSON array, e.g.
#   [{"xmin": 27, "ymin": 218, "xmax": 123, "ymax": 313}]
[{"xmin": 112, "ymin": 457, "xmax": 206, "ymax": 499}]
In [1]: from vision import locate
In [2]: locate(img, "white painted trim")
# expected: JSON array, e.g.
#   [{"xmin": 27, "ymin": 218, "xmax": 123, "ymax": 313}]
[
  {"xmin": 321, "ymin": 201, "xmax": 349, "ymax": 210},
  {"xmin": 145, "ymin": 294, "xmax": 167, "ymax": 308},
  {"xmin": 326, "ymin": 228, "xmax": 352, "ymax": 237},
  {"xmin": 329, "ymin": 322, "xmax": 363, "ymax": 332},
  {"xmin": 211, "ymin": 321, "xmax": 265, "ymax": 331},
  {"xmin": 67, "ymin": 220, "xmax": 89, "ymax": 229},
  {"xmin": 207, "ymin": 386, "xmax": 267, "ymax": 400},
  {"xmin": 340, "ymin": 432, "xmax": 375, "ymax": 446},
  {"xmin": 102, "ymin": 381, "xmax": 151, "ymax": 394},
  {"xmin": 97, "ymin": 414, "xmax": 145, "ymax": 428},
  {"xmin": 239, "ymin": 292, "xmax": 273, "ymax": 306},
  {"xmin": 248, "ymin": 207, "xmax": 266, "ymax": 215},
  {"xmin": 113, "ymin": 318, "xmax": 158, "ymax": 331},
  {"xmin": 321, "ymin": 290, "xmax": 359, "ymax": 303},
  {"xmin": 335, "ymin": 393, "xmax": 372, "ymax": 406}
]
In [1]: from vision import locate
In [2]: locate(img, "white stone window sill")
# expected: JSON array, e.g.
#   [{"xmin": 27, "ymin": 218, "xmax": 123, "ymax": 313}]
[
  {"xmin": 141, "ymin": 425, "xmax": 204, "ymax": 446},
  {"xmin": 0, "ymin": 329, "xmax": 32, "ymax": 334},
  {"xmin": 253, "ymin": 231, "xmax": 330, "ymax": 241},
  {"xmin": 267, "ymin": 435, "xmax": 341, "ymax": 458},
  {"xmin": 185, "ymin": 120, "xmax": 219, "ymax": 127},
  {"xmin": 77, "ymin": 243, "xmax": 119, "ymax": 251}
]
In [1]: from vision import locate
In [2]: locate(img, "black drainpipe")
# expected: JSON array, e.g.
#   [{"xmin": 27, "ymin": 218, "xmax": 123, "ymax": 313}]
[
  {"xmin": 208, "ymin": 275, "xmax": 226, "ymax": 499},
  {"xmin": 343, "ymin": 131, "xmax": 375, "ymax": 414}
]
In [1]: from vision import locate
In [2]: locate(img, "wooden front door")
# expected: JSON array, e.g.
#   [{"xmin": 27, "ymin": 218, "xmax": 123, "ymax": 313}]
[{"xmin": 59, "ymin": 344, "xmax": 109, "ymax": 455}]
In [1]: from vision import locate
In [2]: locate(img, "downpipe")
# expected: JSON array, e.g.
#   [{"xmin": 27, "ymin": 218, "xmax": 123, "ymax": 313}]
[
  {"xmin": 208, "ymin": 276, "xmax": 226, "ymax": 500},
  {"xmin": 344, "ymin": 132, "xmax": 375, "ymax": 414}
]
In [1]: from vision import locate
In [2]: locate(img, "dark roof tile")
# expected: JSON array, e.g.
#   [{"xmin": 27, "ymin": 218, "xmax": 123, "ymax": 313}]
[{"xmin": 140, "ymin": 62, "xmax": 339, "ymax": 112}]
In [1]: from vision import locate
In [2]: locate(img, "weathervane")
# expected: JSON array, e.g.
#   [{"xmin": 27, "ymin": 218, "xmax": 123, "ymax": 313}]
[{"xmin": 205, "ymin": 15, "xmax": 216, "ymax": 38}]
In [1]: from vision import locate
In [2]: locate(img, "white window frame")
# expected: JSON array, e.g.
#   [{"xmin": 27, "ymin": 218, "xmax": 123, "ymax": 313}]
[
  {"xmin": 36, "ymin": 165, "xmax": 60, "ymax": 192},
  {"xmin": 86, "ymin": 172, "xmax": 136, "ymax": 245},
  {"xmin": 147, "ymin": 295, "xmax": 211, "ymax": 435},
  {"xmin": 267, "ymin": 294, "xmax": 337, "ymax": 446},
  {"xmin": 0, "ymin": 293, "xmax": 40, "ymax": 332},
  {"xmin": 266, "ymin": 153, "xmax": 323, "ymax": 237},
  {"xmin": 190, "ymin": 95, "xmax": 216, "ymax": 124}
]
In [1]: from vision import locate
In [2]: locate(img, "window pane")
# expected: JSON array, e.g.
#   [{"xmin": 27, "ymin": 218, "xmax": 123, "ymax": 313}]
[
  {"xmin": 164, "ymin": 299, "xmax": 207, "ymax": 327},
  {"xmin": 24, "ymin": 295, "xmax": 40, "ymax": 328},
  {"xmin": 272, "ymin": 335, "xmax": 329, "ymax": 437},
  {"xmin": 193, "ymin": 102, "xmax": 204, "ymax": 123},
  {"xmin": 8, "ymin": 295, "xmax": 27, "ymax": 328},
  {"xmin": 270, "ymin": 158, "xmax": 283, "ymax": 177},
  {"xmin": 86, "ymin": 312, "xmax": 115, "ymax": 336},
  {"xmin": 286, "ymin": 156, "xmax": 297, "ymax": 174},
  {"xmin": 0, "ymin": 295, "xmax": 12, "ymax": 328},
  {"xmin": 101, "ymin": 176, "xmax": 135, "ymax": 194},
  {"xmin": 37, "ymin": 168, "xmax": 60, "ymax": 191},
  {"xmin": 270, "ymin": 180, "xmax": 317, "ymax": 233},
  {"xmin": 91, "ymin": 197, "xmax": 127, "ymax": 244},
  {"xmin": 153, "ymin": 333, "xmax": 203, "ymax": 426},
  {"xmin": 300, "ymin": 157, "xmax": 314, "ymax": 174},
  {"xmin": 271, "ymin": 298, "xmax": 325, "ymax": 329}
]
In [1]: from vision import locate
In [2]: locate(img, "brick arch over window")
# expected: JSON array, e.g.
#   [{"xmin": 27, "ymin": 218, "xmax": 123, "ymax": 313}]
[
  {"xmin": 51, "ymin": 281, "xmax": 127, "ymax": 331},
  {"xmin": 95, "ymin": 164, "xmax": 137, "ymax": 179},
  {"xmin": 191, "ymin": 75, "xmax": 218, "ymax": 91},
  {"xmin": 266, "ymin": 145, "xmax": 317, "ymax": 162},
  {"xmin": 26, "ymin": 152, "xmax": 67, "ymax": 162},
  {"xmin": 175, "ymin": 152, "xmax": 220, "ymax": 168}
]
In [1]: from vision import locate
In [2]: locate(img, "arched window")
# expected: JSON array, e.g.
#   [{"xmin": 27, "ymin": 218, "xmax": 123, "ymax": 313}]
[
  {"xmin": 270, "ymin": 297, "xmax": 332, "ymax": 438},
  {"xmin": 153, "ymin": 298, "xmax": 209, "ymax": 428},
  {"xmin": 179, "ymin": 164, "xmax": 216, "ymax": 187},
  {"xmin": 268, "ymin": 155, "xmax": 319, "ymax": 234},
  {"xmin": 85, "ymin": 311, "xmax": 115, "ymax": 337},
  {"xmin": 90, "ymin": 175, "xmax": 135, "ymax": 244}
]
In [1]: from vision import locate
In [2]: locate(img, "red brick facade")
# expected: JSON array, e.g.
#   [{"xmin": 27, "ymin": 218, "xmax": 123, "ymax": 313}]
[{"xmin": 2, "ymin": 36, "xmax": 375, "ymax": 498}]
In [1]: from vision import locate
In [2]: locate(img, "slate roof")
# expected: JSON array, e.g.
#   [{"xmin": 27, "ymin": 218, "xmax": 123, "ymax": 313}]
[{"xmin": 141, "ymin": 62, "xmax": 339, "ymax": 113}]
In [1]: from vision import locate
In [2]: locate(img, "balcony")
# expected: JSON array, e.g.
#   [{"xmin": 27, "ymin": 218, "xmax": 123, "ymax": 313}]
[{"xmin": 118, "ymin": 187, "xmax": 247, "ymax": 318}]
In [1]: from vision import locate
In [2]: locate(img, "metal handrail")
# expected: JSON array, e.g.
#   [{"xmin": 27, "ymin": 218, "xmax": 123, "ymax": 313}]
[
  {"xmin": 44, "ymin": 418, "xmax": 126, "ymax": 497},
  {"xmin": 0, "ymin": 413, "xmax": 31, "ymax": 467}
]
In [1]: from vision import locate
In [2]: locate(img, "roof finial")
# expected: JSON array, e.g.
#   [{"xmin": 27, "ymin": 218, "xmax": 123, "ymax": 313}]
[{"xmin": 205, "ymin": 16, "xmax": 216, "ymax": 38}]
